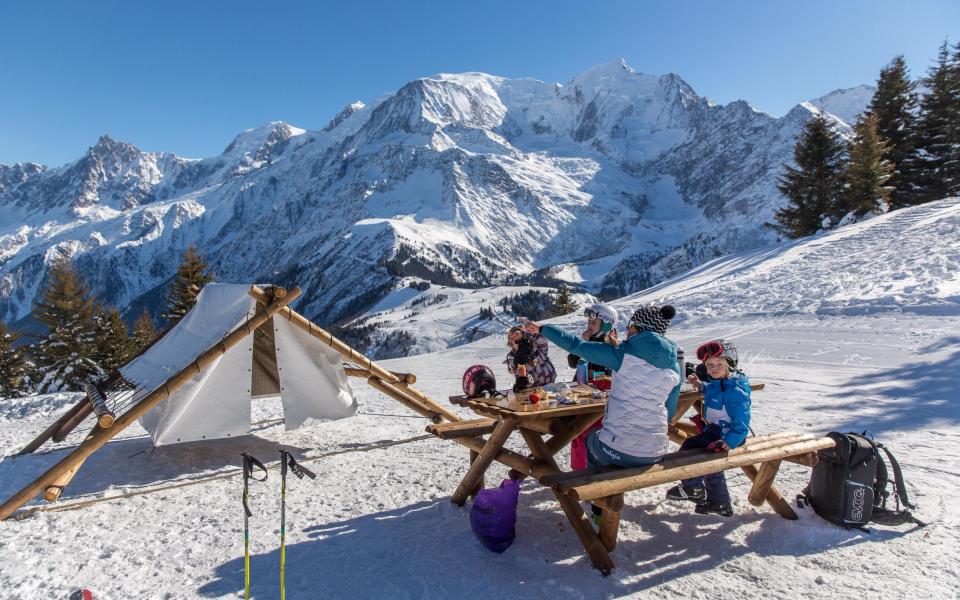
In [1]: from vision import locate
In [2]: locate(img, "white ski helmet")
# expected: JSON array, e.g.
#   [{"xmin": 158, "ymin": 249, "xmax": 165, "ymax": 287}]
[{"xmin": 584, "ymin": 303, "xmax": 618, "ymax": 334}]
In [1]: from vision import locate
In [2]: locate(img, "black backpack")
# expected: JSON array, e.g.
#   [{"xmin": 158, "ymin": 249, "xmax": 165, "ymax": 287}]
[{"xmin": 799, "ymin": 432, "xmax": 925, "ymax": 531}]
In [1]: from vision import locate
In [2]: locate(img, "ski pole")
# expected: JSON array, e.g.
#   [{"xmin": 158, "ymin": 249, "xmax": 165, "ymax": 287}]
[
  {"xmin": 279, "ymin": 450, "xmax": 316, "ymax": 600},
  {"xmin": 241, "ymin": 453, "xmax": 267, "ymax": 600}
]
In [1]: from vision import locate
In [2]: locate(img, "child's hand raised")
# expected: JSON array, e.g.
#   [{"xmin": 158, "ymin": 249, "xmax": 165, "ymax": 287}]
[
  {"xmin": 518, "ymin": 317, "xmax": 541, "ymax": 334},
  {"xmin": 687, "ymin": 374, "xmax": 702, "ymax": 391}
]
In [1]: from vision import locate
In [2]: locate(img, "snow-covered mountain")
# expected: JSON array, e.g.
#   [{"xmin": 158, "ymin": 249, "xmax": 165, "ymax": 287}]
[{"xmin": 0, "ymin": 59, "xmax": 873, "ymax": 328}]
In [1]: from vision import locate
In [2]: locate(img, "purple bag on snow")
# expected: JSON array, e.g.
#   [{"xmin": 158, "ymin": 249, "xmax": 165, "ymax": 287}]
[{"xmin": 470, "ymin": 479, "xmax": 521, "ymax": 553}]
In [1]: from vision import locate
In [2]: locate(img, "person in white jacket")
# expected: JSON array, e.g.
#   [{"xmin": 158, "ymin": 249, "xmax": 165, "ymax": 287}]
[{"xmin": 521, "ymin": 304, "xmax": 680, "ymax": 468}]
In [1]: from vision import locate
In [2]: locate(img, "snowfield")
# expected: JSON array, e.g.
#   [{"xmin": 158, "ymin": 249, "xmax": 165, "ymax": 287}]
[{"xmin": 1, "ymin": 199, "xmax": 958, "ymax": 599}]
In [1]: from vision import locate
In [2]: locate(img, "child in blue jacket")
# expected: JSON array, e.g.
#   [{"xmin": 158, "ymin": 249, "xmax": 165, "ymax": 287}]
[{"xmin": 666, "ymin": 339, "xmax": 751, "ymax": 517}]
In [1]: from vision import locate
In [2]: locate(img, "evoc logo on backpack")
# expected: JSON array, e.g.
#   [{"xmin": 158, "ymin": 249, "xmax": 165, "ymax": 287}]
[
  {"xmin": 848, "ymin": 482, "xmax": 868, "ymax": 522},
  {"xmin": 801, "ymin": 432, "xmax": 925, "ymax": 531}
]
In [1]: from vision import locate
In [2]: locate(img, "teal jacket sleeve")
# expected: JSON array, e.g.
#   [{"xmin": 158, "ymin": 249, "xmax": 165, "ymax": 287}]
[{"xmin": 540, "ymin": 325, "xmax": 625, "ymax": 371}]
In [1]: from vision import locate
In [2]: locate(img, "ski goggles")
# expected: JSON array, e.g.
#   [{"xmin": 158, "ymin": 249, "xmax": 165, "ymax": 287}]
[
  {"xmin": 583, "ymin": 307, "xmax": 601, "ymax": 320},
  {"xmin": 696, "ymin": 340, "xmax": 737, "ymax": 365}
]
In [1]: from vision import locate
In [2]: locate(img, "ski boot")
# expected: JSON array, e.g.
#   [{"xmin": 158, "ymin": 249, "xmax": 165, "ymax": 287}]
[{"xmin": 666, "ymin": 484, "xmax": 706, "ymax": 503}]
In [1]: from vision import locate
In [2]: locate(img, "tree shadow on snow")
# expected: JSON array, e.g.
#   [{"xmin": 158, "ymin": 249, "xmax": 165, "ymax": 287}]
[
  {"xmin": 196, "ymin": 481, "xmax": 905, "ymax": 599},
  {"xmin": 802, "ymin": 336, "xmax": 960, "ymax": 434},
  {"xmin": 0, "ymin": 434, "xmax": 309, "ymax": 503}
]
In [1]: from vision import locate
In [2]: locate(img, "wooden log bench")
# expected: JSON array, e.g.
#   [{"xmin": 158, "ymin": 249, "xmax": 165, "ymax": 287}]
[
  {"xmin": 543, "ymin": 432, "xmax": 836, "ymax": 552},
  {"xmin": 426, "ymin": 418, "xmax": 497, "ymax": 439}
]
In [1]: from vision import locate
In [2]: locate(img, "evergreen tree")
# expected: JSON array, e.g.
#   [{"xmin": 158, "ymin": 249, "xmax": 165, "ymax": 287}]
[
  {"xmin": 911, "ymin": 41, "xmax": 960, "ymax": 202},
  {"xmin": 94, "ymin": 307, "xmax": 135, "ymax": 373},
  {"xmin": 866, "ymin": 55, "xmax": 922, "ymax": 208},
  {"xmin": 132, "ymin": 308, "xmax": 160, "ymax": 352},
  {"xmin": 32, "ymin": 260, "xmax": 102, "ymax": 392},
  {"xmin": 0, "ymin": 321, "xmax": 32, "ymax": 398},
  {"xmin": 837, "ymin": 114, "xmax": 894, "ymax": 219},
  {"xmin": 161, "ymin": 244, "xmax": 214, "ymax": 325},
  {"xmin": 772, "ymin": 114, "xmax": 846, "ymax": 238},
  {"xmin": 550, "ymin": 285, "xmax": 580, "ymax": 317}
]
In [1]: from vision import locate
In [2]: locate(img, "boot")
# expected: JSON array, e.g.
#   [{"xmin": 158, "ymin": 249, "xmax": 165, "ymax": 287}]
[
  {"xmin": 695, "ymin": 500, "xmax": 734, "ymax": 517},
  {"xmin": 666, "ymin": 484, "xmax": 706, "ymax": 503}
]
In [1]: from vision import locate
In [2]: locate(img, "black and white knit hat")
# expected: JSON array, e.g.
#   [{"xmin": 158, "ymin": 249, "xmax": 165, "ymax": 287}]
[{"xmin": 629, "ymin": 304, "xmax": 676, "ymax": 335}]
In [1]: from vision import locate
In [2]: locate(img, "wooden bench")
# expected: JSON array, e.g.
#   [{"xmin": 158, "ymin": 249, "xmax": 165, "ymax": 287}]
[
  {"xmin": 426, "ymin": 418, "xmax": 498, "ymax": 439},
  {"xmin": 544, "ymin": 431, "xmax": 836, "ymax": 552}
]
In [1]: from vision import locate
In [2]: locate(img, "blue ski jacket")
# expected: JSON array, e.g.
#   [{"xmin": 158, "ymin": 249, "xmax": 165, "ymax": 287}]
[{"xmin": 701, "ymin": 371, "xmax": 752, "ymax": 448}]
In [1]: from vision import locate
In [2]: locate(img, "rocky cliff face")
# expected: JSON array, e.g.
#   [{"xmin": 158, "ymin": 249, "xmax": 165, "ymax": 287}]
[{"xmin": 0, "ymin": 59, "xmax": 870, "ymax": 327}]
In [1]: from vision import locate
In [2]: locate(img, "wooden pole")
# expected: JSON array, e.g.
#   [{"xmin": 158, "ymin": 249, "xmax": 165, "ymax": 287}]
[
  {"xmin": 53, "ymin": 401, "xmax": 94, "ymax": 442},
  {"xmin": 43, "ymin": 424, "xmax": 102, "ymax": 501},
  {"xmin": 451, "ymin": 417, "xmax": 518, "ymax": 506},
  {"xmin": 747, "ymin": 459, "xmax": 783, "ymax": 507},
  {"xmin": 15, "ymin": 396, "xmax": 90, "ymax": 456},
  {"xmin": 740, "ymin": 463, "xmax": 797, "ymax": 519},
  {"xmin": 0, "ymin": 286, "xmax": 300, "ymax": 521},
  {"xmin": 598, "ymin": 500, "xmax": 622, "ymax": 552},
  {"xmin": 366, "ymin": 377, "xmax": 445, "ymax": 423},
  {"xmin": 249, "ymin": 286, "xmax": 455, "ymax": 422},
  {"xmin": 344, "ymin": 367, "xmax": 416, "ymax": 384}
]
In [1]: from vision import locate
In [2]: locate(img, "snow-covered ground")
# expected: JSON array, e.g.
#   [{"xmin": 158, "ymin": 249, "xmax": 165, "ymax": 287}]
[{"xmin": 1, "ymin": 199, "xmax": 958, "ymax": 599}]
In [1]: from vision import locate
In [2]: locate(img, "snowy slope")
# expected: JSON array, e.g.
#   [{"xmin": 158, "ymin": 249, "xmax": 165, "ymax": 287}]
[
  {"xmin": 0, "ymin": 60, "xmax": 870, "ymax": 331},
  {"xmin": 1, "ymin": 198, "xmax": 957, "ymax": 598}
]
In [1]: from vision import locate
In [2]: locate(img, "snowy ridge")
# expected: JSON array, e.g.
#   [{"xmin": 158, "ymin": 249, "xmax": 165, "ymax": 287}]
[{"xmin": 0, "ymin": 60, "xmax": 871, "ymax": 329}]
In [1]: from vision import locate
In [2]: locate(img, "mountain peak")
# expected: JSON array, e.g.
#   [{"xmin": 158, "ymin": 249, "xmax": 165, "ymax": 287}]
[
  {"xmin": 324, "ymin": 101, "xmax": 366, "ymax": 132},
  {"xmin": 89, "ymin": 134, "xmax": 140, "ymax": 160},
  {"xmin": 222, "ymin": 121, "xmax": 305, "ymax": 159},
  {"xmin": 807, "ymin": 84, "xmax": 875, "ymax": 125}
]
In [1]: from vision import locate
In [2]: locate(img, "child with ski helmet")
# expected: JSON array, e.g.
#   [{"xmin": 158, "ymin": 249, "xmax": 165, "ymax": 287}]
[
  {"xmin": 567, "ymin": 302, "xmax": 619, "ymax": 470},
  {"xmin": 505, "ymin": 325, "xmax": 557, "ymax": 392},
  {"xmin": 521, "ymin": 303, "xmax": 681, "ymax": 468},
  {"xmin": 665, "ymin": 339, "xmax": 751, "ymax": 517}
]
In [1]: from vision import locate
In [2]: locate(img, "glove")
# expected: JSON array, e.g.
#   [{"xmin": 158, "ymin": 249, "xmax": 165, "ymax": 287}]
[
  {"xmin": 707, "ymin": 440, "xmax": 729, "ymax": 453},
  {"xmin": 512, "ymin": 376, "xmax": 530, "ymax": 392},
  {"xmin": 690, "ymin": 414, "xmax": 706, "ymax": 433}
]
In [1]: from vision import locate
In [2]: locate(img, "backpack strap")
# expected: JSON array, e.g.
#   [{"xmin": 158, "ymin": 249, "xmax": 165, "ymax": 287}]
[
  {"xmin": 876, "ymin": 443, "xmax": 916, "ymax": 510},
  {"xmin": 873, "ymin": 445, "xmax": 891, "ymax": 509}
]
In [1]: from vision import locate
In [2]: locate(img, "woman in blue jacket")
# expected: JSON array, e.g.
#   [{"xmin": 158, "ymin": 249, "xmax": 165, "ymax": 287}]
[{"xmin": 666, "ymin": 339, "xmax": 751, "ymax": 517}]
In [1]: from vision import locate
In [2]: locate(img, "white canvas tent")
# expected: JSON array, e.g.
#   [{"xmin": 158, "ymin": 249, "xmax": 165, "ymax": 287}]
[
  {"xmin": 126, "ymin": 283, "xmax": 356, "ymax": 446},
  {"xmin": 2, "ymin": 283, "xmax": 459, "ymax": 520}
]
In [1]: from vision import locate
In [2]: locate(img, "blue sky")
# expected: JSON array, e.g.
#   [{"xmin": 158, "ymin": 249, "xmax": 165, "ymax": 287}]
[{"xmin": 1, "ymin": 0, "xmax": 957, "ymax": 167}]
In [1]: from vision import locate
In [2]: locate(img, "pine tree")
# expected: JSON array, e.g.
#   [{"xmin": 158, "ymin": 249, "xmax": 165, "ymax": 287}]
[
  {"xmin": 772, "ymin": 114, "xmax": 846, "ymax": 238},
  {"xmin": 0, "ymin": 321, "xmax": 32, "ymax": 398},
  {"xmin": 161, "ymin": 244, "xmax": 214, "ymax": 325},
  {"xmin": 132, "ymin": 309, "xmax": 160, "ymax": 353},
  {"xmin": 911, "ymin": 40, "xmax": 960, "ymax": 202},
  {"xmin": 94, "ymin": 307, "xmax": 135, "ymax": 373},
  {"xmin": 32, "ymin": 260, "xmax": 102, "ymax": 392},
  {"xmin": 866, "ymin": 55, "xmax": 922, "ymax": 208},
  {"xmin": 550, "ymin": 285, "xmax": 580, "ymax": 317},
  {"xmin": 837, "ymin": 114, "xmax": 894, "ymax": 220}
]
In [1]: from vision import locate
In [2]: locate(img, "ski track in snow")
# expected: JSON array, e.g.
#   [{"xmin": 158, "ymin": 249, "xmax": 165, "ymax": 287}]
[{"xmin": 1, "ymin": 200, "xmax": 959, "ymax": 599}]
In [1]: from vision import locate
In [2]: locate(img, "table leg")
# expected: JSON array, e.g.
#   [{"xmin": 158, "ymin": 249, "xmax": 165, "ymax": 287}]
[
  {"xmin": 598, "ymin": 498, "xmax": 623, "ymax": 552},
  {"xmin": 521, "ymin": 425, "xmax": 615, "ymax": 575},
  {"xmin": 468, "ymin": 450, "xmax": 484, "ymax": 498},
  {"xmin": 451, "ymin": 418, "xmax": 517, "ymax": 506}
]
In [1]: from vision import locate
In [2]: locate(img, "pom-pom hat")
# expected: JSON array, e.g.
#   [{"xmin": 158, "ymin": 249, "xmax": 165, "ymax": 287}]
[{"xmin": 628, "ymin": 304, "xmax": 675, "ymax": 335}]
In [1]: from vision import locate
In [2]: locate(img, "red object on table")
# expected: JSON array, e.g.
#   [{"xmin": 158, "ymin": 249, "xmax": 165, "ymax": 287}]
[
  {"xmin": 591, "ymin": 378, "xmax": 612, "ymax": 391},
  {"xmin": 528, "ymin": 393, "xmax": 540, "ymax": 404}
]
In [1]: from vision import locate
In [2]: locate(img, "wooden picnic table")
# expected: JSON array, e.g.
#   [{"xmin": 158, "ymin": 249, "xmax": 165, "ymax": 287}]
[
  {"xmin": 430, "ymin": 383, "xmax": 819, "ymax": 576},
  {"xmin": 436, "ymin": 385, "xmax": 619, "ymax": 574}
]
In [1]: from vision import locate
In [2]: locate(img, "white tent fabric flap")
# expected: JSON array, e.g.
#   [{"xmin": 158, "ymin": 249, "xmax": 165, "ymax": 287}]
[
  {"xmin": 275, "ymin": 316, "xmax": 357, "ymax": 429},
  {"xmin": 123, "ymin": 283, "xmax": 355, "ymax": 446}
]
